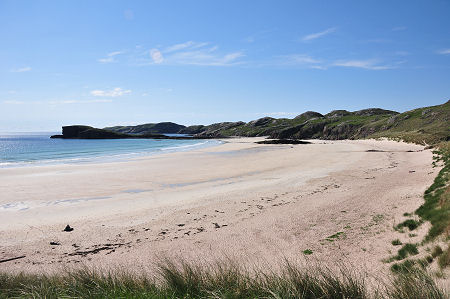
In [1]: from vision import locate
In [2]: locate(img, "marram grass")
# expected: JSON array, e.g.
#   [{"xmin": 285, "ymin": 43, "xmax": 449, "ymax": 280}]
[{"xmin": 0, "ymin": 259, "xmax": 446, "ymax": 299}]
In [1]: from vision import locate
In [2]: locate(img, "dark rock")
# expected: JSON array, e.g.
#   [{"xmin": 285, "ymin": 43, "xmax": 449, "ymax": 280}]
[
  {"xmin": 63, "ymin": 225, "xmax": 74, "ymax": 232},
  {"xmin": 51, "ymin": 125, "xmax": 215, "ymax": 140},
  {"xmin": 50, "ymin": 241, "xmax": 60, "ymax": 246}
]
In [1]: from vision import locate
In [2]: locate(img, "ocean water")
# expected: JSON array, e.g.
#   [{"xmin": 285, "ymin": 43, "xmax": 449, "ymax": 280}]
[{"xmin": 0, "ymin": 133, "xmax": 220, "ymax": 168}]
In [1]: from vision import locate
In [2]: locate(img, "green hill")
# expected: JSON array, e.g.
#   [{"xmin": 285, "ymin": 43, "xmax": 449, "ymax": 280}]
[{"xmin": 190, "ymin": 100, "xmax": 449, "ymax": 145}]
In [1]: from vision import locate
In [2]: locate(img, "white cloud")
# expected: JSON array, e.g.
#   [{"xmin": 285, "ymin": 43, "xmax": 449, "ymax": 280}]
[
  {"xmin": 150, "ymin": 49, "xmax": 164, "ymax": 63},
  {"xmin": 90, "ymin": 87, "xmax": 131, "ymax": 97},
  {"xmin": 275, "ymin": 54, "xmax": 325, "ymax": 69},
  {"xmin": 284, "ymin": 54, "xmax": 321, "ymax": 64},
  {"xmin": 165, "ymin": 41, "xmax": 210, "ymax": 53},
  {"xmin": 332, "ymin": 59, "xmax": 393, "ymax": 70},
  {"xmin": 2, "ymin": 100, "xmax": 24, "ymax": 104},
  {"xmin": 48, "ymin": 99, "xmax": 113, "ymax": 104},
  {"xmin": 437, "ymin": 49, "xmax": 450, "ymax": 55},
  {"xmin": 11, "ymin": 66, "xmax": 31, "ymax": 72},
  {"xmin": 98, "ymin": 51, "xmax": 124, "ymax": 63},
  {"xmin": 3, "ymin": 99, "xmax": 113, "ymax": 105},
  {"xmin": 302, "ymin": 27, "xmax": 336, "ymax": 41},
  {"xmin": 142, "ymin": 42, "xmax": 244, "ymax": 66},
  {"xmin": 169, "ymin": 49, "xmax": 244, "ymax": 66}
]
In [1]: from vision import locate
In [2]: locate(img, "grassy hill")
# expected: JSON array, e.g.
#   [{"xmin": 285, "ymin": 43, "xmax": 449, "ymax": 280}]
[{"xmin": 181, "ymin": 101, "xmax": 448, "ymax": 145}]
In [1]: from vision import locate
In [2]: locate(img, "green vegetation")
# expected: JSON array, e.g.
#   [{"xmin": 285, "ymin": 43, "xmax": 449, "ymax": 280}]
[
  {"xmin": 415, "ymin": 143, "xmax": 450, "ymax": 241},
  {"xmin": 389, "ymin": 243, "xmax": 419, "ymax": 261},
  {"xmin": 325, "ymin": 231, "xmax": 345, "ymax": 242},
  {"xmin": 395, "ymin": 219, "xmax": 421, "ymax": 231},
  {"xmin": 179, "ymin": 100, "xmax": 449, "ymax": 143},
  {"xmin": 0, "ymin": 261, "xmax": 446, "ymax": 299},
  {"xmin": 391, "ymin": 239, "xmax": 402, "ymax": 246},
  {"xmin": 431, "ymin": 245, "xmax": 444, "ymax": 258},
  {"xmin": 302, "ymin": 249, "xmax": 313, "ymax": 255},
  {"xmin": 438, "ymin": 246, "xmax": 450, "ymax": 269}
]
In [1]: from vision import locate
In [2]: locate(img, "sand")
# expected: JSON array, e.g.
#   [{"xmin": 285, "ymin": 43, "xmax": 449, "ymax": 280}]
[{"xmin": 0, "ymin": 138, "xmax": 438, "ymax": 277}]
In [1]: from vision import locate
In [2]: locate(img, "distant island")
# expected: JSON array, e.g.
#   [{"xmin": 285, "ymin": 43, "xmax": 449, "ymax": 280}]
[{"xmin": 52, "ymin": 100, "xmax": 449, "ymax": 144}]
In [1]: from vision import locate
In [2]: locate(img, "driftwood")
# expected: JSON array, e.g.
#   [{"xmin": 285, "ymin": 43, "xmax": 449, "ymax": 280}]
[{"xmin": 0, "ymin": 255, "xmax": 26, "ymax": 263}]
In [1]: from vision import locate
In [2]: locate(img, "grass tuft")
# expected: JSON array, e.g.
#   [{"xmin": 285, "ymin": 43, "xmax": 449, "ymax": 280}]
[
  {"xmin": 0, "ymin": 259, "xmax": 446, "ymax": 298},
  {"xmin": 395, "ymin": 219, "xmax": 421, "ymax": 231},
  {"xmin": 391, "ymin": 239, "xmax": 402, "ymax": 246}
]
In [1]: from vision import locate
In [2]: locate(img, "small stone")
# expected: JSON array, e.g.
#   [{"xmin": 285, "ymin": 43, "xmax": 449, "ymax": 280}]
[
  {"xmin": 63, "ymin": 225, "xmax": 74, "ymax": 232},
  {"xmin": 50, "ymin": 241, "xmax": 60, "ymax": 246}
]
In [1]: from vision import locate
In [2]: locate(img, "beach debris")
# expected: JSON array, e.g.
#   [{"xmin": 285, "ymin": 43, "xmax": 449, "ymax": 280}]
[
  {"xmin": 67, "ymin": 243, "xmax": 128, "ymax": 257},
  {"xmin": 213, "ymin": 222, "xmax": 221, "ymax": 229},
  {"xmin": 409, "ymin": 170, "xmax": 416, "ymax": 173},
  {"xmin": 0, "ymin": 255, "xmax": 26, "ymax": 264},
  {"xmin": 177, "ymin": 223, "xmax": 185, "ymax": 227},
  {"xmin": 50, "ymin": 241, "xmax": 60, "ymax": 246},
  {"xmin": 63, "ymin": 225, "xmax": 74, "ymax": 232}
]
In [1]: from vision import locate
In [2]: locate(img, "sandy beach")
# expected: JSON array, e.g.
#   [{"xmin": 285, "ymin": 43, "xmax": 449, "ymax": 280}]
[{"xmin": 0, "ymin": 138, "xmax": 438, "ymax": 276}]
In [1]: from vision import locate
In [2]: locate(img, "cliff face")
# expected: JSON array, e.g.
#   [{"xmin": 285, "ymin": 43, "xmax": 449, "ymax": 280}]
[
  {"xmin": 51, "ymin": 126, "xmax": 133, "ymax": 139},
  {"xmin": 51, "ymin": 126, "xmax": 166, "ymax": 139}
]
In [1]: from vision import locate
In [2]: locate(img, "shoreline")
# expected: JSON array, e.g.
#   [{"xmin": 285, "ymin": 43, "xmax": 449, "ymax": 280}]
[
  {"xmin": 0, "ymin": 137, "xmax": 223, "ymax": 169},
  {"xmin": 0, "ymin": 137, "xmax": 439, "ymax": 277}
]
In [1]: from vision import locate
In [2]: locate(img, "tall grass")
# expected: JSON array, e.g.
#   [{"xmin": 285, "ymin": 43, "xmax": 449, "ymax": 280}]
[
  {"xmin": 0, "ymin": 260, "xmax": 446, "ymax": 298},
  {"xmin": 416, "ymin": 143, "xmax": 450, "ymax": 241}
]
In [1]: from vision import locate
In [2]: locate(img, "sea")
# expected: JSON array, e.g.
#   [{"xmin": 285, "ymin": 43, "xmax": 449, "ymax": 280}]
[{"xmin": 0, "ymin": 132, "xmax": 220, "ymax": 168}]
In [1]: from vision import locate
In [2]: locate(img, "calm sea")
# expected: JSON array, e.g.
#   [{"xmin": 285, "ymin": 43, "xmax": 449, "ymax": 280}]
[{"xmin": 0, "ymin": 133, "xmax": 220, "ymax": 168}]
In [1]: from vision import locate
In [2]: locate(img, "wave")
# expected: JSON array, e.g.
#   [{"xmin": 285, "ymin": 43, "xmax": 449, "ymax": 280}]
[{"xmin": 0, "ymin": 139, "xmax": 222, "ymax": 168}]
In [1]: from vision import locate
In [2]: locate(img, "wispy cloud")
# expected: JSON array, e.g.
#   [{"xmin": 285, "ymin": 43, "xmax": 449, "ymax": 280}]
[
  {"xmin": 277, "ymin": 54, "xmax": 325, "ymax": 69},
  {"xmin": 146, "ymin": 41, "xmax": 244, "ymax": 66},
  {"xmin": 98, "ymin": 51, "xmax": 124, "ymax": 63},
  {"xmin": 332, "ymin": 59, "xmax": 393, "ymax": 70},
  {"xmin": 2, "ymin": 100, "xmax": 25, "ymax": 104},
  {"xmin": 437, "ymin": 49, "xmax": 450, "ymax": 55},
  {"xmin": 150, "ymin": 49, "xmax": 164, "ymax": 64},
  {"xmin": 302, "ymin": 27, "xmax": 336, "ymax": 42},
  {"xmin": 90, "ymin": 87, "xmax": 131, "ymax": 97},
  {"xmin": 2, "ymin": 99, "xmax": 112, "ymax": 105},
  {"xmin": 11, "ymin": 66, "xmax": 32, "ymax": 72},
  {"xmin": 164, "ymin": 41, "xmax": 208, "ymax": 53},
  {"xmin": 48, "ymin": 99, "xmax": 113, "ymax": 104}
]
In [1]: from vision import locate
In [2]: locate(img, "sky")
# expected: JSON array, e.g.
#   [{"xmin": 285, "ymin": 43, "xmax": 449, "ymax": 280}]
[{"xmin": 1, "ymin": 0, "xmax": 449, "ymax": 132}]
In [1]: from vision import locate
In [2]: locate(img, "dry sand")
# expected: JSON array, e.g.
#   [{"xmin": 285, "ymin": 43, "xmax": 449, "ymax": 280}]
[{"xmin": 0, "ymin": 138, "xmax": 438, "ymax": 277}]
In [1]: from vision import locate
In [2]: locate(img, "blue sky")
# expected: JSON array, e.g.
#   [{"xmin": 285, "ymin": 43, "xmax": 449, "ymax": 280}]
[{"xmin": 1, "ymin": 0, "xmax": 449, "ymax": 131}]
